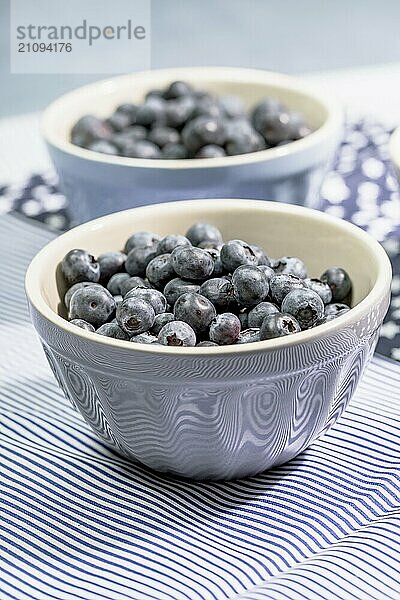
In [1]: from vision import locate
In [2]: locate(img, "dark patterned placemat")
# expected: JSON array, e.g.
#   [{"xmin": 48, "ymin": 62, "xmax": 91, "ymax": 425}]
[{"xmin": 0, "ymin": 118, "xmax": 399, "ymax": 360}]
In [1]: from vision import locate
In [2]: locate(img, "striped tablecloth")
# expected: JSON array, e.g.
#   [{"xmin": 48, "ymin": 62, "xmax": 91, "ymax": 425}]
[{"xmin": 1, "ymin": 213, "xmax": 400, "ymax": 600}]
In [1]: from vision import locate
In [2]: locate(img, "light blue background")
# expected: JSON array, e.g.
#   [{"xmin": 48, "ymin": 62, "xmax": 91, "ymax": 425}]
[{"xmin": 1, "ymin": 0, "xmax": 400, "ymax": 116}]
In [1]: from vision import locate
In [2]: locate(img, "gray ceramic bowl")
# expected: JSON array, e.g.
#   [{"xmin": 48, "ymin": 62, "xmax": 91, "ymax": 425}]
[
  {"xmin": 42, "ymin": 67, "xmax": 342, "ymax": 225},
  {"xmin": 25, "ymin": 199, "xmax": 391, "ymax": 480}
]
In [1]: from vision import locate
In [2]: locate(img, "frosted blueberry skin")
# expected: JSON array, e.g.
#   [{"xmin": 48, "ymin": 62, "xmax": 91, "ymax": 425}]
[
  {"xmin": 209, "ymin": 313, "xmax": 241, "ymax": 345},
  {"xmin": 106, "ymin": 272, "xmax": 131, "ymax": 296},
  {"xmin": 61, "ymin": 249, "xmax": 100, "ymax": 286},
  {"xmin": 199, "ymin": 278, "xmax": 236, "ymax": 312},
  {"xmin": 185, "ymin": 223, "xmax": 223, "ymax": 248},
  {"xmin": 124, "ymin": 231, "xmax": 161, "ymax": 254},
  {"xmin": 232, "ymin": 265, "xmax": 270, "ymax": 307},
  {"xmin": 130, "ymin": 332, "xmax": 159, "ymax": 344},
  {"xmin": 260, "ymin": 312, "xmax": 301, "ymax": 340},
  {"xmin": 324, "ymin": 303, "xmax": 351, "ymax": 316},
  {"xmin": 158, "ymin": 321, "xmax": 196, "ymax": 347},
  {"xmin": 116, "ymin": 297, "xmax": 155, "ymax": 335},
  {"xmin": 248, "ymin": 302, "xmax": 279, "ymax": 328},
  {"xmin": 119, "ymin": 276, "xmax": 150, "ymax": 297},
  {"xmin": 125, "ymin": 287, "xmax": 167, "ymax": 315},
  {"xmin": 70, "ymin": 115, "xmax": 113, "ymax": 147},
  {"xmin": 173, "ymin": 292, "xmax": 217, "ymax": 334},
  {"xmin": 220, "ymin": 240, "xmax": 258, "ymax": 272},
  {"xmin": 271, "ymin": 256, "xmax": 307, "ymax": 279},
  {"xmin": 321, "ymin": 267, "xmax": 352, "ymax": 302},
  {"xmin": 281, "ymin": 288, "xmax": 324, "ymax": 330},
  {"xmin": 269, "ymin": 274, "xmax": 306, "ymax": 305},
  {"xmin": 64, "ymin": 282, "xmax": 103, "ymax": 310},
  {"xmin": 236, "ymin": 328, "xmax": 261, "ymax": 344},
  {"xmin": 69, "ymin": 318, "xmax": 95, "ymax": 332},
  {"xmin": 156, "ymin": 234, "xmax": 191, "ymax": 255},
  {"xmin": 304, "ymin": 278, "xmax": 333, "ymax": 305},
  {"xmin": 196, "ymin": 340, "xmax": 218, "ymax": 347},
  {"xmin": 150, "ymin": 313, "xmax": 176, "ymax": 336},
  {"xmin": 68, "ymin": 285, "xmax": 116, "ymax": 328},
  {"xmin": 125, "ymin": 246, "xmax": 158, "ymax": 277},
  {"xmin": 171, "ymin": 246, "xmax": 214, "ymax": 281},
  {"xmin": 163, "ymin": 278, "xmax": 200, "ymax": 306},
  {"xmin": 146, "ymin": 254, "xmax": 175, "ymax": 289},
  {"xmin": 97, "ymin": 251, "xmax": 127, "ymax": 283},
  {"xmin": 96, "ymin": 322, "xmax": 130, "ymax": 340},
  {"xmin": 181, "ymin": 115, "xmax": 226, "ymax": 154}
]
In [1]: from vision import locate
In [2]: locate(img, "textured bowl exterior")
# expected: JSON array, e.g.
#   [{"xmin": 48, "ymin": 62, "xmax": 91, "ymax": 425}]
[
  {"xmin": 43, "ymin": 67, "xmax": 342, "ymax": 225},
  {"xmin": 30, "ymin": 292, "xmax": 388, "ymax": 480}
]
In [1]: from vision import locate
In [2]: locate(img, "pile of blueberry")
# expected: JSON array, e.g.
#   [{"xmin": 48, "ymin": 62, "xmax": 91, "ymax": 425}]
[
  {"xmin": 70, "ymin": 80, "xmax": 312, "ymax": 159},
  {"xmin": 60, "ymin": 222, "xmax": 353, "ymax": 348}
]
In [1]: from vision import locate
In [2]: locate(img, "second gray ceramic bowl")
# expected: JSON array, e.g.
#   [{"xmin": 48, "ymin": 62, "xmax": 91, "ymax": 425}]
[
  {"xmin": 25, "ymin": 199, "xmax": 391, "ymax": 480},
  {"xmin": 42, "ymin": 67, "xmax": 342, "ymax": 225}
]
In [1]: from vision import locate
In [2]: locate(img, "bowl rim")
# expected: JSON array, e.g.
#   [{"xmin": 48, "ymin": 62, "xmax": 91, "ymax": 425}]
[
  {"xmin": 25, "ymin": 199, "xmax": 392, "ymax": 356},
  {"xmin": 41, "ymin": 66, "xmax": 343, "ymax": 171}
]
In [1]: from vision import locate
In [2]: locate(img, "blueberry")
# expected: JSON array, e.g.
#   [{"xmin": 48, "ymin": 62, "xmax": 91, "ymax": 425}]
[
  {"xmin": 64, "ymin": 281, "xmax": 103, "ymax": 310},
  {"xmin": 197, "ymin": 239, "xmax": 223, "ymax": 250},
  {"xmin": 316, "ymin": 308, "xmax": 350, "ymax": 326},
  {"xmin": 70, "ymin": 115, "xmax": 112, "ymax": 147},
  {"xmin": 320, "ymin": 267, "xmax": 352, "ymax": 302},
  {"xmin": 191, "ymin": 95, "xmax": 223, "ymax": 119},
  {"xmin": 271, "ymin": 257, "xmax": 307, "ymax": 279},
  {"xmin": 238, "ymin": 309, "xmax": 249, "ymax": 330},
  {"xmin": 112, "ymin": 126, "xmax": 147, "ymax": 151},
  {"xmin": 236, "ymin": 328, "xmax": 261, "ymax": 344},
  {"xmin": 209, "ymin": 313, "xmax": 241, "ymax": 345},
  {"xmin": 225, "ymin": 126, "xmax": 266, "ymax": 155},
  {"xmin": 281, "ymin": 288, "xmax": 324, "ymax": 329},
  {"xmin": 161, "ymin": 143, "xmax": 188, "ymax": 159},
  {"xmin": 219, "ymin": 96, "xmax": 245, "ymax": 119},
  {"xmin": 196, "ymin": 340, "xmax": 219, "ymax": 347},
  {"xmin": 135, "ymin": 97, "xmax": 166, "ymax": 127},
  {"xmin": 195, "ymin": 145, "xmax": 226, "ymax": 158},
  {"xmin": 150, "ymin": 312, "xmax": 175, "ymax": 336},
  {"xmin": 259, "ymin": 312, "xmax": 301, "ymax": 340},
  {"xmin": 106, "ymin": 110, "xmax": 132, "ymax": 132},
  {"xmin": 204, "ymin": 248, "xmax": 224, "ymax": 277},
  {"xmin": 304, "ymin": 278, "xmax": 332, "ymax": 304},
  {"xmin": 113, "ymin": 294, "xmax": 123, "ymax": 308},
  {"xmin": 96, "ymin": 322, "xmax": 130, "ymax": 340},
  {"xmin": 87, "ymin": 140, "xmax": 119, "ymax": 155},
  {"xmin": 145, "ymin": 90, "xmax": 164, "ymax": 101},
  {"xmin": 287, "ymin": 112, "xmax": 312, "ymax": 140},
  {"xmin": 120, "ymin": 276, "xmax": 149, "ymax": 297},
  {"xmin": 269, "ymin": 274, "xmax": 306, "ymax": 305},
  {"xmin": 248, "ymin": 302, "xmax": 279, "ymax": 328},
  {"xmin": 173, "ymin": 292, "xmax": 216, "ymax": 334},
  {"xmin": 156, "ymin": 234, "xmax": 191, "ymax": 255},
  {"xmin": 148, "ymin": 126, "xmax": 180, "ymax": 148},
  {"xmin": 181, "ymin": 116, "xmax": 226, "ymax": 153},
  {"xmin": 324, "ymin": 302, "xmax": 351, "ymax": 316},
  {"xmin": 145, "ymin": 254, "xmax": 175, "ymax": 288},
  {"xmin": 163, "ymin": 278, "xmax": 200, "ymax": 306},
  {"xmin": 232, "ymin": 265, "xmax": 269, "ymax": 307},
  {"xmin": 69, "ymin": 318, "xmax": 95, "ymax": 332},
  {"xmin": 107, "ymin": 272, "xmax": 131, "ymax": 296},
  {"xmin": 164, "ymin": 80, "xmax": 193, "ymax": 99},
  {"xmin": 61, "ymin": 249, "xmax": 100, "ymax": 286},
  {"xmin": 251, "ymin": 245, "xmax": 270, "ymax": 266},
  {"xmin": 69, "ymin": 285, "xmax": 115, "ymax": 328},
  {"xmin": 116, "ymin": 297, "xmax": 155, "ymax": 335},
  {"xmin": 171, "ymin": 246, "xmax": 214, "ymax": 280},
  {"xmin": 185, "ymin": 223, "xmax": 223, "ymax": 247},
  {"xmin": 115, "ymin": 103, "xmax": 138, "ymax": 122},
  {"xmin": 199, "ymin": 277, "xmax": 235, "ymax": 311},
  {"xmin": 122, "ymin": 139, "xmax": 161, "ymax": 159},
  {"xmin": 130, "ymin": 332, "xmax": 159, "ymax": 344},
  {"xmin": 254, "ymin": 111, "xmax": 295, "ymax": 145},
  {"xmin": 257, "ymin": 265, "xmax": 275, "ymax": 280},
  {"xmin": 164, "ymin": 97, "xmax": 195, "ymax": 128},
  {"xmin": 158, "ymin": 321, "xmax": 196, "ymax": 347},
  {"xmin": 125, "ymin": 246, "xmax": 157, "ymax": 276},
  {"xmin": 220, "ymin": 240, "xmax": 258, "ymax": 272},
  {"xmin": 97, "ymin": 251, "xmax": 126, "ymax": 283},
  {"xmin": 124, "ymin": 231, "xmax": 160, "ymax": 253},
  {"xmin": 125, "ymin": 287, "xmax": 167, "ymax": 315},
  {"xmin": 251, "ymin": 99, "xmax": 285, "ymax": 129}
]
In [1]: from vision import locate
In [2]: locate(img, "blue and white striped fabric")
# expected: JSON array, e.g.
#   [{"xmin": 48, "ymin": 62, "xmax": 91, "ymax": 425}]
[{"xmin": 1, "ymin": 213, "xmax": 400, "ymax": 600}]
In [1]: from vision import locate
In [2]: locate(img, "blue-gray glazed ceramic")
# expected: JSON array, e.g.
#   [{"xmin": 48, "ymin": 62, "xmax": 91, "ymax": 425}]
[
  {"xmin": 25, "ymin": 199, "xmax": 391, "ymax": 480},
  {"xmin": 42, "ymin": 67, "xmax": 343, "ymax": 225}
]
